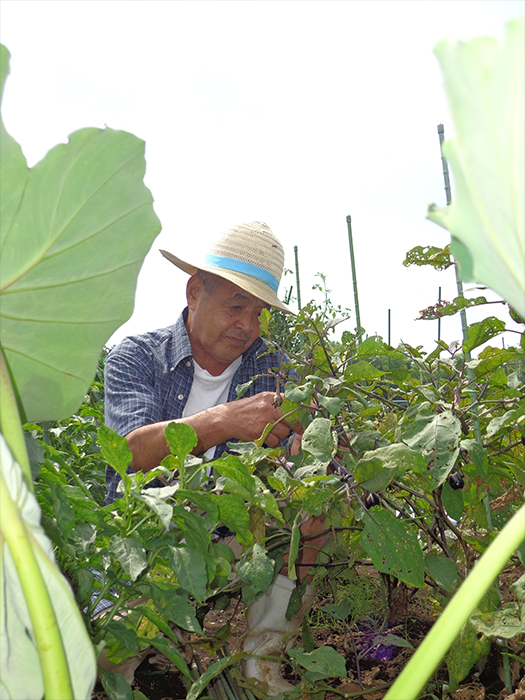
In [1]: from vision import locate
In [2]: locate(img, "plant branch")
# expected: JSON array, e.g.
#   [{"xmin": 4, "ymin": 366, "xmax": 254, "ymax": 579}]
[
  {"xmin": 0, "ymin": 346, "xmax": 32, "ymax": 490},
  {"xmin": 384, "ymin": 504, "xmax": 525, "ymax": 700},
  {"xmin": 0, "ymin": 470, "xmax": 73, "ymax": 699}
]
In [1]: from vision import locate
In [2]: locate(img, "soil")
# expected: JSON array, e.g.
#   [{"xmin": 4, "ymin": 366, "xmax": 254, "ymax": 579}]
[{"xmin": 95, "ymin": 564, "xmax": 525, "ymax": 700}]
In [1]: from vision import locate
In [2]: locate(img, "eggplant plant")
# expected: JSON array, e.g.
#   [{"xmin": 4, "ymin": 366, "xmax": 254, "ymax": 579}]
[
  {"xmin": 386, "ymin": 16, "xmax": 525, "ymax": 699},
  {"xmin": 1, "ymin": 15, "xmax": 524, "ymax": 700},
  {"xmin": 0, "ymin": 43, "xmax": 161, "ymax": 699}
]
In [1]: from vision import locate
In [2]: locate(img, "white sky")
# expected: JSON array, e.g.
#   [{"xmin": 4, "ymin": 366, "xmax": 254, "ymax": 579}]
[{"xmin": 1, "ymin": 0, "xmax": 523, "ymax": 353}]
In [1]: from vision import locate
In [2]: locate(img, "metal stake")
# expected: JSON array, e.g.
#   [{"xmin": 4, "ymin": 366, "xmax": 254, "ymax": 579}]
[
  {"xmin": 346, "ymin": 215, "xmax": 362, "ymax": 341},
  {"xmin": 437, "ymin": 124, "xmax": 510, "ymax": 689},
  {"xmin": 294, "ymin": 245, "xmax": 302, "ymax": 310},
  {"xmin": 438, "ymin": 286, "xmax": 442, "ymax": 343}
]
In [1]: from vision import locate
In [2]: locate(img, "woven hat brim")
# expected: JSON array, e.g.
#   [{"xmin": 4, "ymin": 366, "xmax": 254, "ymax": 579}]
[{"xmin": 160, "ymin": 250, "xmax": 294, "ymax": 314}]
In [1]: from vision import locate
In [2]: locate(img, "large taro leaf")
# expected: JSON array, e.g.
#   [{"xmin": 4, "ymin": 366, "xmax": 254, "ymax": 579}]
[
  {"xmin": 427, "ymin": 18, "xmax": 524, "ymax": 318},
  {"xmin": 0, "ymin": 433, "xmax": 96, "ymax": 699},
  {"xmin": 0, "ymin": 45, "xmax": 161, "ymax": 421}
]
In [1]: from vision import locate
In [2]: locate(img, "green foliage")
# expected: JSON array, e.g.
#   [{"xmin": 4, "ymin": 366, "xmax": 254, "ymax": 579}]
[
  {"xmin": 403, "ymin": 244, "xmax": 453, "ymax": 271},
  {"xmin": 0, "ymin": 48, "xmax": 161, "ymax": 423},
  {"xmin": 1, "ymin": 17, "xmax": 525, "ymax": 700},
  {"xmin": 0, "ymin": 40, "xmax": 160, "ymax": 699},
  {"xmin": 0, "ymin": 436, "xmax": 96, "ymax": 700},
  {"xmin": 427, "ymin": 17, "xmax": 525, "ymax": 318}
]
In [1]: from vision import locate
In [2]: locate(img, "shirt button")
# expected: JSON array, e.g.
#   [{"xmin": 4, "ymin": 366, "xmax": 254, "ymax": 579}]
[
  {"xmin": 178, "ymin": 394, "xmax": 184, "ymax": 401},
  {"xmin": 169, "ymin": 367, "xmax": 174, "ymax": 372},
  {"xmin": 186, "ymin": 361, "xmax": 191, "ymax": 367}
]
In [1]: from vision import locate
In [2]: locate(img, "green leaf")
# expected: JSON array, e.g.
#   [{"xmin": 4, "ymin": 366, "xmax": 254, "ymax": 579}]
[
  {"xmin": 357, "ymin": 336, "xmax": 403, "ymax": 359},
  {"xmin": 0, "ymin": 122, "xmax": 161, "ymax": 422},
  {"xmin": 213, "ymin": 455, "xmax": 257, "ymax": 498},
  {"xmin": 441, "ymin": 480, "xmax": 464, "ymax": 522},
  {"xmin": 355, "ymin": 456, "xmax": 396, "ymax": 492},
  {"xmin": 164, "ymin": 422, "xmax": 198, "ymax": 464},
  {"xmin": 355, "ymin": 443, "xmax": 427, "ymax": 492},
  {"xmin": 424, "ymin": 553, "xmax": 459, "ymax": 593},
  {"xmin": 98, "ymin": 425, "xmax": 133, "ymax": 481},
  {"xmin": 403, "ymin": 244, "xmax": 453, "ymax": 271},
  {"xmin": 460, "ymin": 439, "xmax": 489, "ymax": 479},
  {"xmin": 320, "ymin": 598, "xmax": 353, "ymax": 621},
  {"xmin": 486, "ymin": 402, "xmax": 525, "ymax": 437},
  {"xmin": 253, "ymin": 489, "xmax": 284, "ymax": 524},
  {"xmin": 0, "ymin": 46, "xmax": 29, "ymax": 240},
  {"xmin": 216, "ymin": 493, "xmax": 250, "ymax": 543},
  {"xmin": 429, "ymin": 18, "xmax": 525, "ymax": 318},
  {"xmin": 176, "ymin": 490, "xmax": 219, "ymax": 525},
  {"xmin": 186, "ymin": 653, "xmax": 247, "ymax": 700},
  {"xmin": 372, "ymin": 633, "xmax": 414, "ymax": 650},
  {"xmin": 345, "ymin": 360, "xmax": 385, "ymax": 382},
  {"xmin": 285, "ymin": 384, "xmax": 314, "ymax": 403},
  {"xmin": 317, "ymin": 394, "xmax": 342, "ymax": 416},
  {"xmin": 73, "ymin": 522, "xmax": 97, "ymax": 552},
  {"xmin": 138, "ymin": 596, "xmax": 201, "ymax": 635},
  {"xmin": 237, "ymin": 544, "xmax": 275, "ymax": 596},
  {"xmin": 302, "ymin": 417, "xmax": 337, "ymax": 465},
  {"xmin": 134, "ymin": 486, "xmax": 177, "ymax": 530},
  {"xmin": 0, "ymin": 434, "xmax": 96, "ymax": 699},
  {"xmin": 417, "ymin": 295, "xmax": 489, "ymax": 320},
  {"xmin": 99, "ymin": 670, "xmax": 133, "ymax": 700},
  {"xmin": 470, "ymin": 347, "xmax": 517, "ymax": 378},
  {"xmin": 446, "ymin": 620, "xmax": 490, "ymax": 692},
  {"xmin": 360, "ymin": 508, "xmax": 425, "ymax": 587},
  {"xmin": 302, "ymin": 614, "xmax": 315, "ymax": 653},
  {"xmin": 109, "ymin": 535, "xmax": 148, "ymax": 582},
  {"xmin": 512, "ymin": 572, "xmax": 525, "ymax": 614},
  {"xmin": 402, "ymin": 410, "xmax": 461, "ymax": 489},
  {"xmin": 235, "ymin": 379, "xmax": 254, "ymax": 399},
  {"xmin": 288, "ymin": 646, "xmax": 346, "ymax": 680},
  {"xmin": 167, "ymin": 546, "xmax": 207, "ymax": 604},
  {"xmin": 286, "ymin": 577, "xmax": 308, "ymax": 619},
  {"xmin": 287, "ymin": 515, "xmax": 301, "ymax": 580},
  {"xmin": 148, "ymin": 637, "xmax": 192, "ymax": 677},
  {"xmin": 463, "ymin": 317, "xmax": 506, "ymax": 353},
  {"xmin": 471, "ymin": 604, "xmax": 524, "ymax": 639},
  {"xmin": 171, "ymin": 506, "xmax": 211, "ymax": 558},
  {"xmin": 106, "ymin": 620, "xmax": 140, "ymax": 654}
]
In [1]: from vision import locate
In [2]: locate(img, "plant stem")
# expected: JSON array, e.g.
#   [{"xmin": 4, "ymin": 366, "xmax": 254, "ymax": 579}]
[
  {"xmin": 0, "ymin": 470, "xmax": 73, "ymax": 699},
  {"xmin": 0, "ymin": 346, "xmax": 32, "ymax": 490},
  {"xmin": 384, "ymin": 503, "xmax": 525, "ymax": 700}
]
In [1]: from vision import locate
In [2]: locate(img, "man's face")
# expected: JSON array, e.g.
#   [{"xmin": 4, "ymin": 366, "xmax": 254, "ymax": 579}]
[{"xmin": 186, "ymin": 274, "xmax": 268, "ymax": 375}]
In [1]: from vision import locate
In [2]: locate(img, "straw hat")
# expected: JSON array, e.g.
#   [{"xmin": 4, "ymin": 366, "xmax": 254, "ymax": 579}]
[{"xmin": 160, "ymin": 221, "xmax": 292, "ymax": 313}]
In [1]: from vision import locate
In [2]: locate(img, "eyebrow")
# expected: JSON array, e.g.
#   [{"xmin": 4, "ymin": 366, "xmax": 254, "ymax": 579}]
[{"xmin": 230, "ymin": 292, "xmax": 268, "ymax": 309}]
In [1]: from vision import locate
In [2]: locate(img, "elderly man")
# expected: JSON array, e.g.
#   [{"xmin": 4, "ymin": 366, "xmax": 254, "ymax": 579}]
[{"xmin": 104, "ymin": 221, "xmax": 322, "ymax": 694}]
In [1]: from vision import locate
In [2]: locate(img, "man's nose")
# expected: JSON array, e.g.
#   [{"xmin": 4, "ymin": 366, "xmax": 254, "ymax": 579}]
[{"xmin": 236, "ymin": 309, "xmax": 254, "ymax": 334}]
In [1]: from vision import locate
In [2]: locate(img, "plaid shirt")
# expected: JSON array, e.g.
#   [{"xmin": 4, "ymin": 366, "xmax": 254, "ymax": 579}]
[{"xmin": 104, "ymin": 308, "xmax": 291, "ymax": 504}]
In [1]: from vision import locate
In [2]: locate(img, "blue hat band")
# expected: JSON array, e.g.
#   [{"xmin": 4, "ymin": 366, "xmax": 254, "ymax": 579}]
[{"xmin": 204, "ymin": 254, "xmax": 279, "ymax": 293}]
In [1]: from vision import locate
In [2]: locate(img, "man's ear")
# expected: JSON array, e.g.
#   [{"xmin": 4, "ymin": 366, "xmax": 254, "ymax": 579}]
[{"xmin": 186, "ymin": 274, "xmax": 203, "ymax": 310}]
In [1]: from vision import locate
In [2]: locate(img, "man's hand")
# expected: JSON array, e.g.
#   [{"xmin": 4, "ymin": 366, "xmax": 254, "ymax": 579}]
[
  {"xmin": 226, "ymin": 391, "xmax": 303, "ymax": 447},
  {"xmin": 126, "ymin": 391, "xmax": 303, "ymax": 473}
]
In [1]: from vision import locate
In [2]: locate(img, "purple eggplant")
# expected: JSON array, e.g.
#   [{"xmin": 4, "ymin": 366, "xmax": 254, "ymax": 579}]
[
  {"xmin": 365, "ymin": 493, "xmax": 381, "ymax": 509},
  {"xmin": 448, "ymin": 473, "xmax": 464, "ymax": 491}
]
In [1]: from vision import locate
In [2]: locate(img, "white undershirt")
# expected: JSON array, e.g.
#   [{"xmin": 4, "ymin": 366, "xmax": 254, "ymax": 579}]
[{"xmin": 182, "ymin": 356, "xmax": 243, "ymax": 461}]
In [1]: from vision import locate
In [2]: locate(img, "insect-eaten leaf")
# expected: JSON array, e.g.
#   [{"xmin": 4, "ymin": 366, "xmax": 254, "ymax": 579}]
[{"xmin": 361, "ymin": 508, "xmax": 425, "ymax": 587}]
